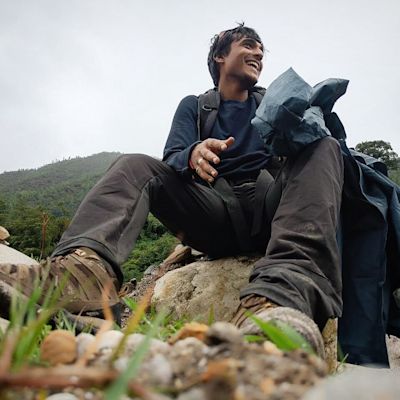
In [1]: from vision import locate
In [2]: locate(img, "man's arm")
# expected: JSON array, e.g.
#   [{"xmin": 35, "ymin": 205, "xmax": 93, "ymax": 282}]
[
  {"xmin": 163, "ymin": 95, "xmax": 234, "ymax": 182},
  {"xmin": 162, "ymin": 95, "xmax": 200, "ymax": 177}
]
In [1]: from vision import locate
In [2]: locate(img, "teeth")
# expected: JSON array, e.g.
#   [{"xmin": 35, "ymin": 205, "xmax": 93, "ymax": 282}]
[{"xmin": 247, "ymin": 61, "xmax": 258, "ymax": 70}]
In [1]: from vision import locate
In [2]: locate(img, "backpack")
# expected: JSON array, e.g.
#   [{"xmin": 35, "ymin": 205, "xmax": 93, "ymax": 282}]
[{"xmin": 197, "ymin": 86, "xmax": 266, "ymax": 140}]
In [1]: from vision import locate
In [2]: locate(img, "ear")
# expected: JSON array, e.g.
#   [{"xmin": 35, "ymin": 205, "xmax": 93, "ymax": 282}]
[{"xmin": 214, "ymin": 55, "xmax": 225, "ymax": 65}]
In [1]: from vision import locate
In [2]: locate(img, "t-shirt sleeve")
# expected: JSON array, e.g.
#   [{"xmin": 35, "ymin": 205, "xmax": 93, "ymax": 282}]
[{"xmin": 162, "ymin": 95, "xmax": 201, "ymax": 176}]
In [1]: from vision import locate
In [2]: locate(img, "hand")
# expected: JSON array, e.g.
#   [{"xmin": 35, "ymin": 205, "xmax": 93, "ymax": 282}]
[{"xmin": 190, "ymin": 137, "xmax": 235, "ymax": 183}]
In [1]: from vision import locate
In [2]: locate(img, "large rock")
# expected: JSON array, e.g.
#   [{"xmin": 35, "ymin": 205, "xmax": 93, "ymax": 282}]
[
  {"xmin": 302, "ymin": 367, "xmax": 400, "ymax": 399},
  {"xmin": 0, "ymin": 226, "xmax": 10, "ymax": 241},
  {"xmin": 0, "ymin": 243, "xmax": 39, "ymax": 265},
  {"xmin": 151, "ymin": 256, "xmax": 258, "ymax": 322}
]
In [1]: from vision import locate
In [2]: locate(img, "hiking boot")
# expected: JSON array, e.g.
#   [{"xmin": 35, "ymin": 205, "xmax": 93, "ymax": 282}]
[
  {"xmin": 0, "ymin": 247, "xmax": 121, "ymax": 324},
  {"xmin": 231, "ymin": 294, "xmax": 325, "ymax": 359}
]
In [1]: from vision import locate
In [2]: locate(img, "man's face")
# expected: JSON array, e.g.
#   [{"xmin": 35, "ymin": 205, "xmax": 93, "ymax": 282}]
[{"xmin": 216, "ymin": 36, "xmax": 264, "ymax": 88}]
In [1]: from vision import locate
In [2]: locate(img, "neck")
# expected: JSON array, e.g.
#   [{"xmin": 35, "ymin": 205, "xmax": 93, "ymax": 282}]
[{"xmin": 218, "ymin": 77, "xmax": 249, "ymax": 101}]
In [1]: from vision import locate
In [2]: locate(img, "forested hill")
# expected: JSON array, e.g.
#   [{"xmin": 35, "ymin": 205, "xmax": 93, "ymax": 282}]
[
  {"xmin": 0, "ymin": 152, "xmax": 121, "ymax": 216},
  {"xmin": 0, "ymin": 151, "xmax": 176, "ymax": 279}
]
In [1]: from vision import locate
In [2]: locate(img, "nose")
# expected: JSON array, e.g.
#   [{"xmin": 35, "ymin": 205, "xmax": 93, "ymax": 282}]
[{"xmin": 253, "ymin": 46, "xmax": 263, "ymax": 61}]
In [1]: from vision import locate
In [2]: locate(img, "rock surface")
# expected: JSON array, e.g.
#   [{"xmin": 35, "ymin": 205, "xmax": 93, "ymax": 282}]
[
  {"xmin": 302, "ymin": 367, "xmax": 400, "ymax": 400},
  {"xmin": 39, "ymin": 323, "xmax": 327, "ymax": 400},
  {"xmin": 0, "ymin": 316, "xmax": 9, "ymax": 332},
  {"xmin": 0, "ymin": 243, "xmax": 39, "ymax": 265},
  {"xmin": 0, "ymin": 226, "xmax": 10, "ymax": 241},
  {"xmin": 151, "ymin": 256, "xmax": 259, "ymax": 322}
]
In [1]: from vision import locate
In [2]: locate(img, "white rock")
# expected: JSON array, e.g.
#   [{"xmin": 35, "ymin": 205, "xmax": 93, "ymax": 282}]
[
  {"xmin": 303, "ymin": 367, "xmax": 400, "ymax": 400},
  {"xmin": 115, "ymin": 353, "xmax": 173, "ymax": 387},
  {"xmin": 76, "ymin": 332, "xmax": 95, "ymax": 358},
  {"xmin": 140, "ymin": 353, "xmax": 174, "ymax": 387},
  {"xmin": 177, "ymin": 388, "xmax": 207, "ymax": 400},
  {"xmin": 97, "ymin": 330, "xmax": 124, "ymax": 351},
  {"xmin": 0, "ymin": 226, "xmax": 9, "ymax": 241},
  {"xmin": 123, "ymin": 333, "xmax": 170, "ymax": 357},
  {"xmin": 169, "ymin": 337, "xmax": 208, "ymax": 376},
  {"xmin": 46, "ymin": 394, "xmax": 79, "ymax": 400},
  {"xmin": 0, "ymin": 317, "xmax": 9, "ymax": 333},
  {"xmin": 0, "ymin": 243, "xmax": 39, "ymax": 264},
  {"xmin": 113, "ymin": 355, "xmax": 130, "ymax": 372}
]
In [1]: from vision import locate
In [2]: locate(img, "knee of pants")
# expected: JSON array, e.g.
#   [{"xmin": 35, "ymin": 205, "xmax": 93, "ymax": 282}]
[
  {"xmin": 112, "ymin": 153, "xmax": 154, "ymax": 169},
  {"xmin": 110, "ymin": 153, "xmax": 168, "ymax": 178}
]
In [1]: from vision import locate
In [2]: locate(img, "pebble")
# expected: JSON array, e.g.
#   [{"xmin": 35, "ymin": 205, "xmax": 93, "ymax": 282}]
[
  {"xmin": 169, "ymin": 337, "xmax": 208, "ymax": 378},
  {"xmin": 176, "ymin": 388, "xmax": 207, "ymax": 400},
  {"xmin": 41, "ymin": 330, "xmax": 77, "ymax": 366},
  {"xmin": 205, "ymin": 321, "xmax": 243, "ymax": 346},
  {"xmin": 123, "ymin": 333, "xmax": 170, "ymax": 357},
  {"xmin": 76, "ymin": 332, "xmax": 96, "ymax": 358},
  {"xmin": 96, "ymin": 330, "xmax": 124, "ymax": 351},
  {"xmin": 46, "ymin": 394, "xmax": 79, "ymax": 400}
]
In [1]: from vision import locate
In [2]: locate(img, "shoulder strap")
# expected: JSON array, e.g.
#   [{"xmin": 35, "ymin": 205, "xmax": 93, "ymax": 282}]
[
  {"xmin": 197, "ymin": 86, "xmax": 266, "ymax": 141},
  {"xmin": 197, "ymin": 88, "xmax": 220, "ymax": 141}
]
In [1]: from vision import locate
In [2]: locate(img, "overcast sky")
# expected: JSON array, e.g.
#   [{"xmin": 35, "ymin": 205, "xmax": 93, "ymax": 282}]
[{"xmin": 1, "ymin": 0, "xmax": 399, "ymax": 173}]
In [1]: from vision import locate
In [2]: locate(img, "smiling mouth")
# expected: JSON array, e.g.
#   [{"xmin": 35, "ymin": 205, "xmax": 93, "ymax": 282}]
[{"xmin": 246, "ymin": 60, "xmax": 260, "ymax": 72}]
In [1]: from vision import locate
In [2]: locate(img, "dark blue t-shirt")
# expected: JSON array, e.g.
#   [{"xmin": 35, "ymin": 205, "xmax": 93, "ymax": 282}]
[{"xmin": 163, "ymin": 94, "xmax": 270, "ymax": 180}]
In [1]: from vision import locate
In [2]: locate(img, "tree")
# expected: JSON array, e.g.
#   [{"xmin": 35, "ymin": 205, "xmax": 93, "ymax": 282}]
[{"xmin": 355, "ymin": 140, "xmax": 399, "ymax": 170}]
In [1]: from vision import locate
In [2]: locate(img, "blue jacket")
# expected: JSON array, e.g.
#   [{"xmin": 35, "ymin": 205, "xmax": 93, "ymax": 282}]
[
  {"xmin": 254, "ymin": 68, "xmax": 400, "ymax": 366},
  {"xmin": 339, "ymin": 144, "xmax": 400, "ymax": 365}
]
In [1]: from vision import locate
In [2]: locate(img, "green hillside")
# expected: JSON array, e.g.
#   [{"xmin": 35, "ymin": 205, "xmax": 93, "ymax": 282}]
[
  {"xmin": 0, "ymin": 153, "xmax": 176, "ymax": 279},
  {"xmin": 0, "ymin": 152, "xmax": 121, "ymax": 216}
]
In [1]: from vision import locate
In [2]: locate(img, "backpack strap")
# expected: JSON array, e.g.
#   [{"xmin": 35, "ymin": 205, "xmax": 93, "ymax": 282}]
[
  {"xmin": 197, "ymin": 88, "xmax": 220, "ymax": 141},
  {"xmin": 197, "ymin": 86, "xmax": 266, "ymax": 140}
]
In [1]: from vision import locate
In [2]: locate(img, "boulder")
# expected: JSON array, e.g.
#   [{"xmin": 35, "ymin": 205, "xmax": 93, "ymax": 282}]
[
  {"xmin": 302, "ymin": 367, "xmax": 400, "ymax": 400},
  {"xmin": 151, "ymin": 256, "xmax": 258, "ymax": 322},
  {"xmin": 0, "ymin": 226, "xmax": 10, "ymax": 241},
  {"xmin": 0, "ymin": 243, "xmax": 39, "ymax": 265}
]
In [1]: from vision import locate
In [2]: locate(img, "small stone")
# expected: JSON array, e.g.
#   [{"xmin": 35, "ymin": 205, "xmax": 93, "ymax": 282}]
[
  {"xmin": 176, "ymin": 388, "xmax": 207, "ymax": 400},
  {"xmin": 76, "ymin": 332, "xmax": 96, "ymax": 358},
  {"xmin": 96, "ymin": 330, "xmax": 124, "ymax": 351},
  {"xmin": 0, "ymin": 316, "xmax": 9, "ymax": 333},
  {"xmin": 260, "ymin": 377, "xmax": 276, "ymax": 395},
  {"xmin": 46, "ymin": 393, "xmax": 79, "ymax": 400},
  {"xmin": 205, "ymin": 321, "xmax": 243, "ymax": 346},
  {"xmin": 86, "ymin": 330, "xmax": 124, "ymax": 367},
  {"xmin": 169, "ymin": 322, "xmax": 209, "ymax": 344},
  {"xmin": 0, "ymin": 226, "xmax": 10, "ymax": 241},
  {"xmin": 263, "ymin": 341, "xmax": 283, "ymax": 356},
  {"xmin": 41, "ymin": 330, "xmax": 77, "ymax": 366},
  {"xmin": 139, "ymin": 353, "xmax": 174, "ymax": 387},
  {"xmin": 169, "ymin": 337, "xmax": 208, "ymax": 379},
  {"xmin": 115, "ymin": 353, "xmax": 173, "ymax": 387},
  {"xmin": 123, "ymin": 333, "xmax": 170, "ymax": 357}
]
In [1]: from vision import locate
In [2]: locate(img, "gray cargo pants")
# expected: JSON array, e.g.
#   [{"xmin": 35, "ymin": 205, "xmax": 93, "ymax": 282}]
[{"xmin": 53, "ymin": 136, "xmax": 343, "ymax": 329}]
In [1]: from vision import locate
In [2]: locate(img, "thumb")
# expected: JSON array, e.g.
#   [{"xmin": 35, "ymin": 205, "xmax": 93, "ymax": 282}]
[{"xmin": 221, "ymin": 136, "xmax": 235, "ymax": 150}]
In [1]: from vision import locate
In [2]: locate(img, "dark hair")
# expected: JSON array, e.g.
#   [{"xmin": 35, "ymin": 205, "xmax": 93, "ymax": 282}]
[{"xmin": 207, "ymin": 23, "xmax": 263, "ymax": 87}]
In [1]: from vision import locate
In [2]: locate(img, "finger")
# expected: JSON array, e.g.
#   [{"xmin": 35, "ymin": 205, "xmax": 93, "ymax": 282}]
[
  {"xmin": 199, "ymin": 148, "xmax": 220, "ymax": 165},
  {"xmin": 224, "ymin": 136, "xmax": 235, "ymax": 147},
  {"xmin": 219, "ymin": 136, "xmax": 235, "ymax": 151},
  {"xmin": 197, "ymin": 158, "xmax": 218, "ymax": 177},
  {"xmin": 196, "ymin": 162, "xmax": 217, "ymax": 183}
]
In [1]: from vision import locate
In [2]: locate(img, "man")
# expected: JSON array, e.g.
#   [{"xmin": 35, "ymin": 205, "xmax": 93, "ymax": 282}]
[{"xmin": 0, "ymin": 25, "xmax": 343, "ymax": 356}]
